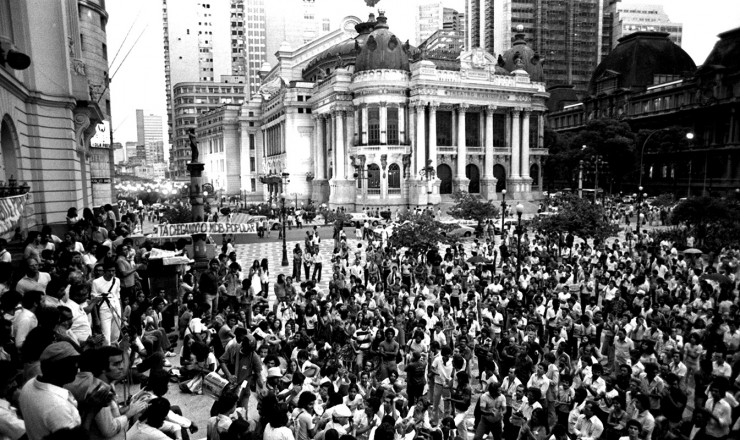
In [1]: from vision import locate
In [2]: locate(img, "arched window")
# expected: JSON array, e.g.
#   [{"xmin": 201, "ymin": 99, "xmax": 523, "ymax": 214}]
[
  {"xmin": 466, "ymin": 164, "xmax": 480, "ymax": 194},
  {"xmin": 0, "ymin": 117, "xmax": 19, "ymax": 184},
  {"xmin": 388, "ymin": 163, "xmax": 401, "ymax": 188},
  {"xmin": 367, "ymin": 164, "xmax": 381, "ymax": 190},
  {"xmin": 530, "ymin": 164, "xmax": 539, "ymax": 187},
  {"xmin": 437, "ymin": 164, "xmax": 452, "ymax": 194},
  {"xmin": 493, "ymin": 164, "xmax": 506, "ymax": 192}
]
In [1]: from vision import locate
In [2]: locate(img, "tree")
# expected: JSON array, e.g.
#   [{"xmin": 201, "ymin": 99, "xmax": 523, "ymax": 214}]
[
  {"xmin": 668, "ymin": 197, "xmax": 740, "ymax": 248},
  {"xmin": 532, "ymin": 194, "xmax": 618, "ymax": 244},
  {"xmin": 570, "ymin": 119, "xmax": 637, "ymax": 191},
  {"xmin": 448, "ymin": 191, "xmax": 500, "ymax": 235},
  {"xmin": 160, "ymin": 204, "xmax": 193, "ymax": 224},
  {"xmin": 388, "ymin": 211, "xmax": 453, "ymax": 256}
]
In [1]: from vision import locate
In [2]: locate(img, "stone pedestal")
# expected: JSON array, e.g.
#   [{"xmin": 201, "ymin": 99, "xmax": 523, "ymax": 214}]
[
  {"xmin": 453, "ymin": 177, "xmax": 470, "ymax": 193},
  {"xmin": 506, "ymin": 177, "xmax": 534, "ymax": 200},
  {"xmin": 427, "ymin": 179, "xmax": 441, "ymax": 206},
  {"xmin": 407, "ymin": 180, "xmax": 429, "ymax": 207},
  {"xmin": 480, "ymin": 178, "xmax": 498, "ymax": 200},
  {"xmin": 311, "ymin": 179, "xmax": 330, "ymax": 204},
  {"xmin": 328, "ymin": 179, "xmax": 356, "ymax": 210},
  {"xmin": 187, "ymin": 161, "xmax": 208, "ymax": 268}
]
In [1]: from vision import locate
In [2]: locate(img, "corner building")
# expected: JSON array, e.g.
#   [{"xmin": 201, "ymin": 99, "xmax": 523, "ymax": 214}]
[{"xmin": 247, "ymin": 12, "xmax": 548, "ymax": 209}]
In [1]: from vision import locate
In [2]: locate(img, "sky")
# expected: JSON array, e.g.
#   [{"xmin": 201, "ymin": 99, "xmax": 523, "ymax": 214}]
[{"xmin": 106, "ymin": 0, "xmax": 740, "ymax": 154}]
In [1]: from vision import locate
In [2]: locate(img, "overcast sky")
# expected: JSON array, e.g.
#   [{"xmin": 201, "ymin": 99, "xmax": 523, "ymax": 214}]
[{"xmin": 107, "ymin": 0, "xmax": 739, "ymax": 152}]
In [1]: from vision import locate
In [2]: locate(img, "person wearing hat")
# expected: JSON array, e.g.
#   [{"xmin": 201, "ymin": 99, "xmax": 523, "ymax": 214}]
[
  {"xmin": 19, "ymin": 342, "xmax": 110, "ymax": 440},
  {"xmin": 315, "ymin": 404, "xmax": 353, "ymax": 440},
  {"xmin": 91, "ymin": 259, "xmax": 123, "ymax": 346}
]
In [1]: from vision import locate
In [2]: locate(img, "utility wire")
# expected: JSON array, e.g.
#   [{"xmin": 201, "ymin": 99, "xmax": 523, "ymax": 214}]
[{"xmin": 108, "ymin": 8, "xmax": 143, "ymax": 70}]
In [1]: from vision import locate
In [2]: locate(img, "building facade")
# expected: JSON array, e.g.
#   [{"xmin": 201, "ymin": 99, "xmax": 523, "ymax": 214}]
[
  {"xmin": 465, "ymin": 0, "xmax": 620, "ymax": 92},
  {"xmin": 170, "ymin": 78, "xmax": 246, "ymax": 178},
  {"xmin": 416, "ymin": 2, "xmax": 463, "ymax": 46},
  {"xmin": 211, "ymin": 13, "xmax": 547, "ymax": 209},
  {"xmin": 0, "ymin": 0, "xmax": 114, "ymax": 234},
  {"xmin": 136, "ymin": 110, "xmax": 165, "ymax": 164},
  {"xmin": 612, "ymin": 3, "xmax": 682, "ymax": 47},
  {"xmin": 549, "ymin": 28, "xmax": 740, "ymax": 197}
]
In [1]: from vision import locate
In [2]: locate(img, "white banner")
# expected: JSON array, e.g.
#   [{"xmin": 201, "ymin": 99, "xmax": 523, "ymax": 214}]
[
  {"xmin": 153, "ymin": 222, "xmax": 257, "ymax": 237},
  {"xmin": 0, "ymin": 194, "xmax": 27, "ymax": 236}
]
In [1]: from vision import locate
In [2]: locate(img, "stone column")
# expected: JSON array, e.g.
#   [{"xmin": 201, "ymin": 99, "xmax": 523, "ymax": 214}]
[
  {"xmin": 398, "ymin": 105, "xmax": 406, "ymax": 144},
  {"xmin": 481, "ymin": 105, "xmax": 498, "ymax": 199},
  {"xmin": 415, "ymin": 102, "xmax": 426, "ymax": 177},
  {"xmin": 510, "ymin": 109, "xmax": 521, "ymax": 180},
  {"xmin": 521, "ymin": 111, "xmax": 530, "ymax": 179},
  {"xmin": 315, "ymin": 115, "xmax": 325, "ymax": 178},
  {"xmin": 451, "ymin": 108, "xmax": 457, "ymax": 146},
  {"xmin": 484, "ymin": 106, "xmax": 495, "ymax": 178},
  {"xmin": 334, "ymin": 110, "xmax": 345, "ymax": 179},
  {"xmin": 456, "ymin": 104, "xmax": 468, "ymax": 179},
  {"xmin": 379, "ymin": 102, "xmax": 388, "ymax": 144},
  {"xmin": 428, "ymin": 102, "xmax": 438, "ymax": 168},
  {"xmin": 361, "ymin": 105, "xmax": 368, "ymax": 145}
]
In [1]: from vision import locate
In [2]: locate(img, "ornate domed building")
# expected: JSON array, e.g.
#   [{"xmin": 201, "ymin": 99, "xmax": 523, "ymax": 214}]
[{"xmin": 235, "ymin": 11, "xmax": 548, "ymax": 209}]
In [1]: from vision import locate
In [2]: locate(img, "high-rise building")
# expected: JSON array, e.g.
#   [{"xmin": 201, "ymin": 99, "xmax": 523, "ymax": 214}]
[
  {"xmin": 417, "ymin": 2, "xmax": 464, "ymax": 46},
  {"xmin": 136, "ymin": 110, "xmax": 165, "ymax": 164},
  {"xmin": 465, "ymin": 0, "xmax": 620, "ymax": 92},
  {"xmin": 162, "ymin": 0, "xmax": 247, "ymax": 143},
  {"xmin": 613, "ymin": 3, "xmax": 682, "ymax": 47}
]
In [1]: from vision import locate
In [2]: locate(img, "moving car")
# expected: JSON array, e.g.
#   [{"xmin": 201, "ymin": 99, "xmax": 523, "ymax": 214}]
[{"xmin": 345, "ymin": 212, "xmax": 384, "ymax": 227}]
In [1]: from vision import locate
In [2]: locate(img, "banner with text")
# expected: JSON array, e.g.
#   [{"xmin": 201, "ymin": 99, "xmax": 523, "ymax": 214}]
[{"xmin": 154, "ymin": 222, "xmax": 257, "ymax": 237}]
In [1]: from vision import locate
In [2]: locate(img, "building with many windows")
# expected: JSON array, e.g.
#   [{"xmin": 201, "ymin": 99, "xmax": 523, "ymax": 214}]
[
  {"xmin": 136, "ymin": 110, "xmax": 165, "ymax": 164},
  {"xmin": 465, "ymin": 0, "xmax": 620, "ymax": 92},
  {"xmin": 416, "ymin": 2, "xmax": 464, "ymax": 47},
  {"xmin": 170, "ymin": 79, "xmax": 246, "ymax": 178},
  {"xmin": 549, "ymin": 28, "xmax": 740, "ymax": 197},
  {"xmin": 199, "ymin": 13, "xmax": 548, "ymax": 207},
  {"xmin": 612, "ymin": 3, "xmax": 682, "ymax": 47}
]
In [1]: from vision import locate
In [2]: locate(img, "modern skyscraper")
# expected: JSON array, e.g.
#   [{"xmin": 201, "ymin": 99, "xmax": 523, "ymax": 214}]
[
  {"xmin": 465, "ymin": 0, "xmax": 620, "ymax": 92},
  {"xmin": 612, "ymin": 3, "xmax": 682, "ymax": 47},
  {"xmin": 416, "ymin": 2, "xmax": 464, "ymax": 46},
  {"xmin": 136, "ymin": 110, "xmax": 165, "ymax": 164}
]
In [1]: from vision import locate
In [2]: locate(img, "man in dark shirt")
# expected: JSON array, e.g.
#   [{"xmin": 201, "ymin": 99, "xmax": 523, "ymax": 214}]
[
  {"xmin": 405, "ymin": 351, "xmax": 426, "ymax": 407},
  {"xmin": 199, "ymin": 259, "xmax": 221, "ymax": 313}
]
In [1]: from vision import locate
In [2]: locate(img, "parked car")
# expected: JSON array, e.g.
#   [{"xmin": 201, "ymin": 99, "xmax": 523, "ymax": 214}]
[{"xmin": 345, "ymin": 212, "xmax": 384, "ymax": 227}]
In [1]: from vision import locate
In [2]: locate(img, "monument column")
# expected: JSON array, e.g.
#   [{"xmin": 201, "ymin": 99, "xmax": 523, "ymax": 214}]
[
  {"xmin": 510, "ymin": 108, "xmax": 521, "ymax": 180},
  {"xmin": 334, "ymin": 110, "xmax": 345, "ymax": 179},
  {"xmin": 521, "ymin": 111, "xmax": 530, "ymax": 179},
  {"xmin": 428, "ymin": 102, "xmax": 438, "ymax": 169},
  {"xmin": 481, "ymin": 105, "xmax": 498, "ymax": 199}
]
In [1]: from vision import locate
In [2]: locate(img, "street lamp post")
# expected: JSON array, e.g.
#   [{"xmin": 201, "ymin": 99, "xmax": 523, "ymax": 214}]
[
  {"xmin": 639, "ymin": 129, "xmax": 694, "ymax": 189},
  {"xmin": 515, "ymin": 203, "xmax": 525, "ymax": 280},
  {"xmin": 279, "ymin": 192, "xmax": 289, "ymax": 267},
  {"xmin": 635, "ymin": 186, "xmax": 644, "ymax": 234},
  {"xmin": 500, "ymin": 189, "xmax": 507, "ymax": 235}
]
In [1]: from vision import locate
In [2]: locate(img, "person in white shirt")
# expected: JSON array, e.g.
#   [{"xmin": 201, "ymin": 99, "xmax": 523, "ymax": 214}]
[
  {"xmin": 12, "ymin": 290, "xmax": 42, "ymax": 351},
  {"xmin": 91, "ymin": 262, "xmax": 122, "ymax": 346},
  {"xmin": 127, "ymin": 398, "xmax": 172, "ymax": 440},
  {"xmin": 573, "ymin": 401, "xmax": 603, "ymax": 440},
  {"xmin": 15, "ymin": 257, "xmax": 51, "ymax": 295}
]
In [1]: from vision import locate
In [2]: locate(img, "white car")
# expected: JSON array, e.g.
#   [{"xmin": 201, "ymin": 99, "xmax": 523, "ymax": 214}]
[{"xmin": 346, "ymin": 212, "xmax": 384, "ymax": 227}]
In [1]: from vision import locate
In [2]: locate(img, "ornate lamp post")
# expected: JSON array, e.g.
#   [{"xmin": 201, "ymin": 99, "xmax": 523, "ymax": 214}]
[
  {"xmin": 500, "ymin": 189, "xmax": 507, "ymax": 235},
  {"xmin": 280, "ymin": 192, "xmax": 289, "ymax": 266},
  {"xmin": 514, "ymin": 203, "xmax": 525, "ymax": 280}
]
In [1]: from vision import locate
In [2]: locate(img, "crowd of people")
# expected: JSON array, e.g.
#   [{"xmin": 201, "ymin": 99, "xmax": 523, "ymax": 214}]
[{"xmin": 0, "ymin": 200, "xmax": 739, "ymax": 440}]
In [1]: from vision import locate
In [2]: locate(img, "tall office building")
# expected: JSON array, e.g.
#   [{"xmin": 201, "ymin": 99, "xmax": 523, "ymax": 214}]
[
  {"xmin": 417, "ymin": 2, "xmax": 464, "ymax": 46},
  {"xmin": 136, "ymin": 110, "xmax": 165, "ymax": 164},
  {"xmin": 162, "ymin": 0, "xmax": 247, "ymax": 143},
  {"xmin": 613, "ymin": 3, "xmax": 682, "ymax": 47},
  {"xmin": 465, "ymin": 0, "xmax": 620, "ymax": 92}
]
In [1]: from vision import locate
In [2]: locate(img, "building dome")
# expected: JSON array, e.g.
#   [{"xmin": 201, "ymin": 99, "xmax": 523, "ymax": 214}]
[
  {"xmin": 500, "ymin": 28, "xmax": 544, "ymax": 82},
  {"xmin": 588, "ymin": 31, "xmax": 696, "ymax": 95},
  {"xmin": 354, "ymin": 12, "xmax": 410, "ymax": 73},
  {"xmin": 301, "ymin": 15, "xmax": 367, "ymax": 81}
]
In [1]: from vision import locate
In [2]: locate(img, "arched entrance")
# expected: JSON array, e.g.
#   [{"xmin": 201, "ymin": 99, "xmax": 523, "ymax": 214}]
[
  {"xmin": 0, "ymin": 116, "xmax": 19, "ymax": 184},
  {"xmin": 466, "ymin": 164, "xmax": 480, "ymax": 193},
  {"xmin": 437, "ymin": 164, "xmax": 452, "ymax": 194},
  {"xmin": 493, "ymin": 164, "xmax": 506, "ymax": 192},
  {"xmin": 530, "ymin": 164, "xmax": 539, "ymax": 188}
]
